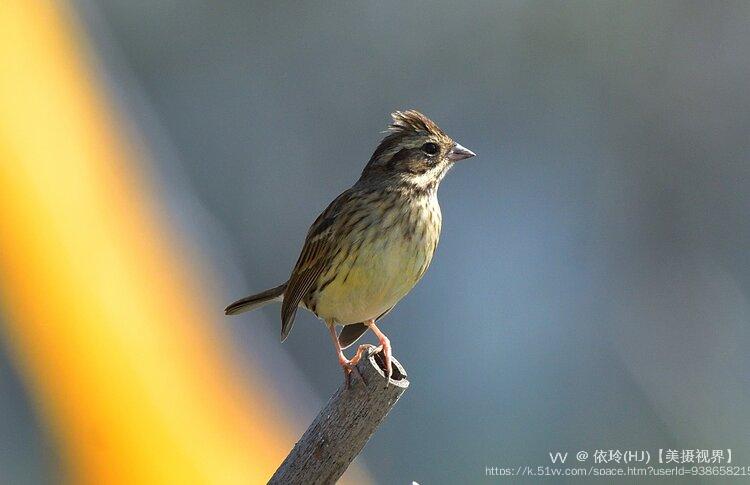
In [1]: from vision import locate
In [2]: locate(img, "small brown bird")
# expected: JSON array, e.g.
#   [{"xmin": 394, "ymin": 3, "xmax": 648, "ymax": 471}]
[{"xmin": 226, "ymin": 110, "xmax": 475, "ymax": 385}]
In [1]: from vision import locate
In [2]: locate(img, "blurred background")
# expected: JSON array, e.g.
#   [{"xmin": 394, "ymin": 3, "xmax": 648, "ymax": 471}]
[{"xmin": 1, "ymin": 1, "xmax": 749, "ymax": 483}]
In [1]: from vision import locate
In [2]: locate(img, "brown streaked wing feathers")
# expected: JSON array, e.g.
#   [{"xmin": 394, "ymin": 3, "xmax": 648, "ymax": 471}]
[{"xmin": 280, "ymin": 190, "xmax": 351, "ymax": 340}]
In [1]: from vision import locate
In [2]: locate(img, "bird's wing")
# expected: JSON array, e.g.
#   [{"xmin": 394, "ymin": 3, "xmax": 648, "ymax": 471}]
[{"xmin": 280, "ymin": 190, "xmax": 352, "ymax": 340}]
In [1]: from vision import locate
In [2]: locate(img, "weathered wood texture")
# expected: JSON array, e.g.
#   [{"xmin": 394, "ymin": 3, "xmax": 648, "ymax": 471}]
[{"xmin": 269, "ymin": 348, "xmax": 409, "ymax": 484}]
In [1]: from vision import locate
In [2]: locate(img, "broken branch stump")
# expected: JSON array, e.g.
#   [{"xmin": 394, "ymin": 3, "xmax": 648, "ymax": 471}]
[{"xmin": 269, "ymin": 347, "xmax": 409, "ymax": 484}]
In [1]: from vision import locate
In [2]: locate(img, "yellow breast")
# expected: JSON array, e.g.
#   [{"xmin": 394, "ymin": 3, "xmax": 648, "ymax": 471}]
[{"xmin": 313, "ymin": 195, "xmax": 441, "ymax": 324}]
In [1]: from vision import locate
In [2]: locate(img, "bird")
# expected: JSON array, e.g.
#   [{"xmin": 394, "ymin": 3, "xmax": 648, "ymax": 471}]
[{"xmin": 225, "ymin": 109, "xmax": 475, "ymax": 386}]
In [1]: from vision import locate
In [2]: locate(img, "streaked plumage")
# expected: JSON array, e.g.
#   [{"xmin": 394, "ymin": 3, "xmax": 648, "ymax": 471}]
[{"xmin": 226, "ymin": 110, "xmax": 475, "ymax": 384}]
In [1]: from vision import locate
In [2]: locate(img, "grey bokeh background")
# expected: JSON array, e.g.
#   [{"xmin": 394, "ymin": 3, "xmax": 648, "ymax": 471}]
[{"xmin": 3, "ymin": 1, "xmax": 750, "ymax": 483}]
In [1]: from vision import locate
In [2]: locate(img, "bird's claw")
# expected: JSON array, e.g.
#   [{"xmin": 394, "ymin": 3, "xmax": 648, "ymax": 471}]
[
  {"xmin": 371, "ymin": 343, "xmax": 392, "ymax": 388},
  {"xmin": 339, "ymin": 352, "xmax": 368, "ymax": 389},
  {"xmin": 342, "ymin": 361, "xmax": 366, "ymax": 389},
  {"xmin": 337, "ymin": 336, "xmax": 392, "ymax": 389}
]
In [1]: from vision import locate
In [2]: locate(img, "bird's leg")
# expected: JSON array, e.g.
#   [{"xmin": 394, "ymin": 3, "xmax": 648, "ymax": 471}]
[
  {"xmin": 365, "ymin": 319, "xmax": 392, "ymax": 385},
  {"xmin": 327, "ymin": 323, "xmax": 365, "ymax": 388}
]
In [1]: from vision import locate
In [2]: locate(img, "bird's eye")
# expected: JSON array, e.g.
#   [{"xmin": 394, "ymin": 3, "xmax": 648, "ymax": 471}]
[{"xmin": 421, "ymin": 142, "xmax": 439, "ymax": 155}]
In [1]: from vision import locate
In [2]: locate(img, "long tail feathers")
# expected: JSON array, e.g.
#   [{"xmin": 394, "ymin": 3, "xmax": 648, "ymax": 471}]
[
  {"xmin": 339, "ymin": 322, "xmax": 369, "ymax": 349},
  {"xmin": 224, "ymin": 283, "xmax": 287, "ymax": 315}
]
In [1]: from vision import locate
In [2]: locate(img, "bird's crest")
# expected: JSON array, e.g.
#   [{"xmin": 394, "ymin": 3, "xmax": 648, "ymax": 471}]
[{"xmin": 388, "ymin": 110, "xmax": 445, "ymax": 138}]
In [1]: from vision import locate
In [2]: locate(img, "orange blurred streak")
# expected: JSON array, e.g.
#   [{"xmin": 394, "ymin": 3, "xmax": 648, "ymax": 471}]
[{"xmin": 0, "ymin": 1, "xmax": 371, "ymax": 483}]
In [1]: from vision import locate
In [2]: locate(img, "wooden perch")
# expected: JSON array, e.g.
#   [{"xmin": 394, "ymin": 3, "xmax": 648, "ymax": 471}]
[{"xmin": 269, "ymin": 347, "xmax": 409, "ymax": 484}]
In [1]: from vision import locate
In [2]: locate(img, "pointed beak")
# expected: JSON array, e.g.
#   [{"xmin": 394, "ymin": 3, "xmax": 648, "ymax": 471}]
[{"xmin": 448, "ymin": 143, "xmax": 476, "ymax": 161}]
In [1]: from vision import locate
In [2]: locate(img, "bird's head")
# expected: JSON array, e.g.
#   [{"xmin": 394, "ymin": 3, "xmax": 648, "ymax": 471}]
[{"xmin": 361, "ymin": 110, "xmax": 475, "ymax": 192}]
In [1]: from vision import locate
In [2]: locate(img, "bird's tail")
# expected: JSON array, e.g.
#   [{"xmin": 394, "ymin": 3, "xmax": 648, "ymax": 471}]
[{"xmin": 224, "ymin": 282, "xmax": 287, "ymax": 315}]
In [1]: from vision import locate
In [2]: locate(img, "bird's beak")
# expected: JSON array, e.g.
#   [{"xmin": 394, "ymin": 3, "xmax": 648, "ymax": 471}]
[{"xmin": 448, "ymin": 143, "xmax": 476, "ymax": 161}]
